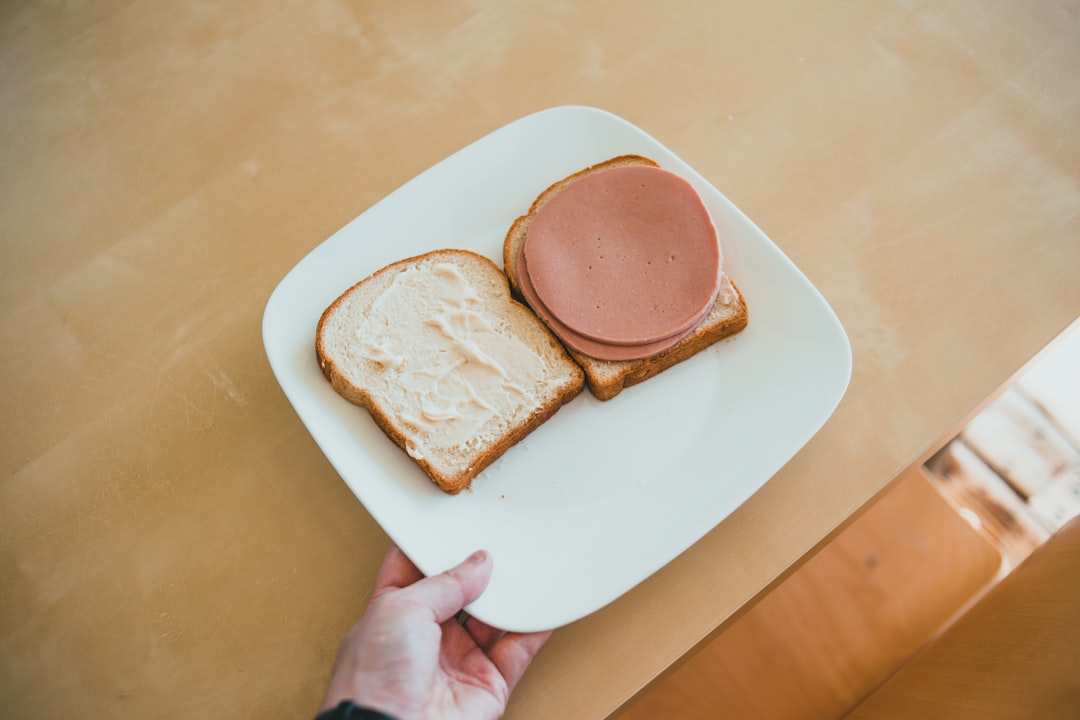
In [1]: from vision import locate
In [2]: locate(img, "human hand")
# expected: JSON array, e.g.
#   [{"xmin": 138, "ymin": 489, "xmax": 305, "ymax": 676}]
[{"xmin": 321, "ymin": 545, "xmax": 552, "ymax": 720}]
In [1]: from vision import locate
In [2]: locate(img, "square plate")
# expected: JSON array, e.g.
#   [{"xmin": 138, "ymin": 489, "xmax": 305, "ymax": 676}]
[{"xmin": 263, "ymin": 106, "xmax": 851, "ymax": 631}]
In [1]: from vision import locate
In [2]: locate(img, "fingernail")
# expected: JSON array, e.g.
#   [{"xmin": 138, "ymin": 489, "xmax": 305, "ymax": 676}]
[{"xmin": 467, "ymin": 550, "xmax": 487, "ymax": 564}]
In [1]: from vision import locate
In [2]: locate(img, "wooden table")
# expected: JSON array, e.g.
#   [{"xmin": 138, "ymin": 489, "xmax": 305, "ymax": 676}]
[{"xmin": 3, "ymin": 2, "xmax": 1078, "ymax": 717}]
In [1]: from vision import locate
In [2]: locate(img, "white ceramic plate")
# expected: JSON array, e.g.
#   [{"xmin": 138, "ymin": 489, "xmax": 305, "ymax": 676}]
[{"xmin": 263, "ymin": 106, "xmax": 851, "ymax": 632}]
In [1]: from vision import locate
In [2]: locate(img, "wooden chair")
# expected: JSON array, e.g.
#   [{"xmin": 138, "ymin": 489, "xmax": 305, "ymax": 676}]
[{"xmin": 848, "ymin": 514, "xmax": 1080, "ymax": 719}]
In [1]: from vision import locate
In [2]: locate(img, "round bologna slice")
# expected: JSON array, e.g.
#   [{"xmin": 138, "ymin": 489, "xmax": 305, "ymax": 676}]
[
  {"xmin": 522, "ymin": 164, "xmax": 721, "ymax": 349},
  {"xmin": 517, "ymin": 243, "xmax": 697, "ymax": 361}
]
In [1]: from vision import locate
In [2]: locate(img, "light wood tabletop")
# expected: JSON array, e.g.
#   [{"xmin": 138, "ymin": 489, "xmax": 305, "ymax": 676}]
[{"xmin": 3, "ymin": 1, "xmax": 1078, "ymax": 718}]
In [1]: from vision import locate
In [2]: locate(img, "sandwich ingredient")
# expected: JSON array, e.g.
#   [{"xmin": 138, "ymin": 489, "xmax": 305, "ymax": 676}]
[
  {"xmin": 521, "ymin": 164, "xmax": 721, "ymax": 353},
  {"xmin": 516, "ymin": 164, "xmax": 722, "ymax": 361},
  {"xmin": 502, "ymin": 155, "xmax": 749, "ymax": 400},
  {"xmin": 317, "ymin": 250, "xmax": 584, "ymax": 493}
]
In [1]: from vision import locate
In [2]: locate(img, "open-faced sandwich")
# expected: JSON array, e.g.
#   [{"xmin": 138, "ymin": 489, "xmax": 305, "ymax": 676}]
[
  {"xmin": 503, "ymin": 155, "xmax": 749, "ymax": 400},
  {"xmin": 317, "ymin": 250, "xmax": 584, "ymax": 494}
]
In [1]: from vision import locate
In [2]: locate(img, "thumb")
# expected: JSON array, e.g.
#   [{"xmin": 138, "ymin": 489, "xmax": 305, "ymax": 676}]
[{"xmin": 401, "ymin": 549, "xmax": 494, "ymax": 624}]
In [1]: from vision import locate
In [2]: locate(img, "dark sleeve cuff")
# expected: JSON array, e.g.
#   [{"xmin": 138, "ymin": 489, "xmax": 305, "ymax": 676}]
[{"xmin": 315, "ymin": 700, "xmax": 398, "ymax": 720}]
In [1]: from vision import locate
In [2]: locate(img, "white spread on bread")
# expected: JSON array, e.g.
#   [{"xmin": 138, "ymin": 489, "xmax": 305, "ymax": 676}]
[
  {"xmin": 517, "ymin": 164, "xmax": 723, "ymax": 361},
  {"xmin": 354, "ymin": 262, "xmax": 546, "ymax": 456},
  {"xmin": 715, "ymin": 273, "xmax": 738, "ymax": 307}
]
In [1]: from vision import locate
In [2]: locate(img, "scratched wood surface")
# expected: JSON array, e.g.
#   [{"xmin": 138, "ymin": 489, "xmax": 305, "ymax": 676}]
[
  {"xmin": 932, "ymin": 321, "xmax": 1080, "ymax": 554},
  {"xmin": 3, "ymin": 2, "xmax": 1080, "ymax": 719},
  {"xmin": 926, "ymin": 440, "xmax": 1050, "ymax": 569},
  {"xmin": 960, "ymin": 388, "xmax": 1080, "ymax": 500}
]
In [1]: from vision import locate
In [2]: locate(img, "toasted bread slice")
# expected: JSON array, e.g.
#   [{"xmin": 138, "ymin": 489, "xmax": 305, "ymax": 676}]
[
  {"xmin": 317, "ymin": 249, "xmax": 584, "ymax": 493},
  {"xmin": 503, "ymin": 155, "xmax": 749, "ymax": 401}
]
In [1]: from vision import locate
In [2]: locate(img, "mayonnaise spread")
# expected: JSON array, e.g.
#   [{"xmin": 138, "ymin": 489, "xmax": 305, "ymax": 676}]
[{"xmin": 355, "ymin": 262, "xmax": 546, "ymax": 458}]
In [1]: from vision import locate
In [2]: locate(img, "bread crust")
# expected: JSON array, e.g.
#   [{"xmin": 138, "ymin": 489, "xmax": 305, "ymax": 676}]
[
  {"xmin": 503, "ymin": 156, "xmax": 749, "ymax": 400},
  {"xmin": 316, "ymin": 249, "xmax": 584, "ymax": 494}
]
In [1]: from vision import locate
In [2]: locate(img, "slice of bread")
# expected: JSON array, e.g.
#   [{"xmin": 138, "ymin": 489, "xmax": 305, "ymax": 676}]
[
  {"xmin": 503, "ymin": 155, "xmax": 749, "ymax": 401},
  {"xmin": 317, "ymin": 249, "xmax": 584, "ymax": 494}
]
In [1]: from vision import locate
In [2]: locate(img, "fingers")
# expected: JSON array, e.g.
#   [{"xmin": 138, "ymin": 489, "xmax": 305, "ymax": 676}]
[
  {"xmin": 464, "ymin": 615, "xmax": 504, "ymax": 652},
  {"xmin": 399, "ymin": 549, "xmax": 494, "ymax": 624},
  {"xmin": 489, "ymin": 629, "xmax": 553, "ymax": 692},
  {"xmin": 371, "ymin": 545, "xmax": 548, "ymax": 692},
  {"xmin": 372, "ymin": 544, "xmax": 425, "ymax": 596}
]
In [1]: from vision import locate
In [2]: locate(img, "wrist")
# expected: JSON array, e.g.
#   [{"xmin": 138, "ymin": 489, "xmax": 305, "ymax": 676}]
[{"xmin": 316, "ymin": 700, "xmax": 399, "ymax": 720}]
